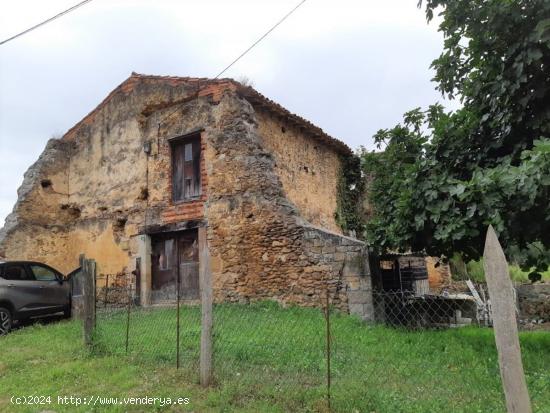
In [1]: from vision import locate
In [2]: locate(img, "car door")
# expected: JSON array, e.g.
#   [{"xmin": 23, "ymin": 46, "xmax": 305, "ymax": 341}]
[
  {"xmin": 28, "ymin": 264, "xmax": 68, "ymax": 313},
  {"xmin": 0, "ymin": 263, "xmax": 43, "ymax": 318}
]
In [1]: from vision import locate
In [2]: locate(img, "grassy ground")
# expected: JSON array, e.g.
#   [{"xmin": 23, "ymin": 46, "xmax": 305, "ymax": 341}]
[{"xmin": 1, "ymin": 303, "xmax": 549, "ymax": 412}]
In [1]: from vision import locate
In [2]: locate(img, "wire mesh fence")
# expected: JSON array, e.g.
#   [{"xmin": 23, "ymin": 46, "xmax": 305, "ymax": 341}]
[
  {"xmin": 329, "ymin": 290, "xmax": 549, "ymax": 412},
  {"xmin": 89, "ymin": 277, "xmax": 550, "ymax": 412},
  {"xmin": 212, "ymin": 301, "xmax": 328, "ymax": 409},
  {"xmin": 372, "ymin": 289, "xmax": 479, "ymax": 329},
  {"xmin": 92, "ymin": 273, "xmax": 201, "ymax": 372}
]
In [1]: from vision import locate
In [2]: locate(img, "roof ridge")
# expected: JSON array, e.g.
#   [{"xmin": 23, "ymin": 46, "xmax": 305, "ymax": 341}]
[{"xmin": 61, "ymin": 73, "xmax": 352, "ymax": 155}]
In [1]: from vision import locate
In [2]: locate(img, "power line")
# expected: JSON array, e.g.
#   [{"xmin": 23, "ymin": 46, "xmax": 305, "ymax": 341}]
[
  {"xmin": 159, "ymin": 0, "xmax": 307, "ymax": 126},
  {"xmin": 213, "ymin": 0, "xmax": 307, "ymax": 79},
  {"xmin": 2, "ymin": 0, "xmax": 307, "ymax": 117},
  {"xmin": 0, "ymin": 0, "xmax": 94, "ymax": 46}
]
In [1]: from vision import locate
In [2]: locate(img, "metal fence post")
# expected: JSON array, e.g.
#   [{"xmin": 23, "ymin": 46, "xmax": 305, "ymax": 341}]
[
  {"xmin": 125, "ymin": 273, "xmax": 131, "ymax": 354},
  {"xmin": 199, "ymin": 226, "xmax": 213, "ymax": 386},
  {"xmin": 324, "ymin": 286, "xmax": 332, "ymax": 411},
  {"xmin": 176, "ymin": 254, "xmax": 181, "ymax": 369},
  {"xmin": 93, "ymin": 265, "xmax": 97, "ymax": 328},
  {"xmin": 104, "ymin": 274, "xmax": 109, "ymax": 308},
  {"xmin": 82, "ymin": 256, "xmax": 96, "ymax": 347}
]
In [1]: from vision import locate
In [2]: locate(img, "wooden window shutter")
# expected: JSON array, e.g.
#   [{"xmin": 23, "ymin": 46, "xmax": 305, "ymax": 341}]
[
  {"xmin": 192, "ymin": 140, "xmax": 201, "ymax": 196},
  {"xmin": 172, "ymin": 143, "xmax": 184, "ymax": 201},
  {"xmin": 183, "ymin": 143, "xmax": 194, "ymax": 198},
  {"xmin": 171, "ymin": 134, "xmax": 201, "ymax": 201}
]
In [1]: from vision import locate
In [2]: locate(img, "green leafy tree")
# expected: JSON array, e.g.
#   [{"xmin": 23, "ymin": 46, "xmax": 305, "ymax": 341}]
[{"xmin": 362, "ymin": 0, "xmax": 550, "ymax": 270}]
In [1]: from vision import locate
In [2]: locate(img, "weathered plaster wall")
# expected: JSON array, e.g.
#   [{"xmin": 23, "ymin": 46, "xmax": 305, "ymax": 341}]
[
  {"xmin": 256, "ymin": 110, "xmax": 342, "ymax": 233},
  {"xmin": 0, "ymin": 138, "xmax": 74, "ymax": 271},
  {"xmin": 0, "ymin": 77, "xmax": 201, "ymax": 275}
]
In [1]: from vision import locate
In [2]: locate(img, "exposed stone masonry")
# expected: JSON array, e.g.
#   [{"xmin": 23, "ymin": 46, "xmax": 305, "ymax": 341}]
[
  {"xmin": 0, "ymin": 73, "xmax": 373, "ymax": 320},
  {"xmin": 516, "ymin": 283, "xmax": 550, "ymax": 321}
]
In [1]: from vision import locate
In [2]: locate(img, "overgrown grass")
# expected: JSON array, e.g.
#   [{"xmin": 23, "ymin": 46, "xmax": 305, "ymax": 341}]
[
  {"xmin": 1, "ymin": 303, "xmax": 549, "ymax": 412},
  {"xmin": 450, "ymin": 254, "xmax": 550, "ymax": 283},
  {"xmin": 466, "ymin": 259, "xmax": 550, "ymax": 283}
]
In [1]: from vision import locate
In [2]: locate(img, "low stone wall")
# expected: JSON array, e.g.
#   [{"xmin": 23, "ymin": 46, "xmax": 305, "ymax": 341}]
[
  {"xmin": 302, "ymin": 227, "xmax": 373, "ymax": 320},
  {"xmin": 516, "ymin": 283, "xmax": 550, "ymax": 321}
]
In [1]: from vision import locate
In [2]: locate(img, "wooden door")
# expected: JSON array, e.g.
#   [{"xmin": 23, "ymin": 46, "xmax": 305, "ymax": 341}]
[
  {"xmin": 178, "ymin": 232, "xmax": 199, "ymax": 299},
  {"xmin": 151, "ymin": 234, "xmax": 177, "ymax": 300},
  {"xmin": 151, "ymin": 230, "xmax": 199, "ymax": 301}
]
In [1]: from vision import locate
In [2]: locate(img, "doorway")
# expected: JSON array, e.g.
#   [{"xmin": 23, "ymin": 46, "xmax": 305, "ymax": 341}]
[{"xmin": 151, "ymin": 229, "xmax": 199, "ymax": 302}]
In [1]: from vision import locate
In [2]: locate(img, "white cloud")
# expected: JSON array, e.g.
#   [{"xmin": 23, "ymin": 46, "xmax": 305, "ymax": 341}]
[{"xmin": 0, "ymin": 0, "xmax": 452, "ymax": 225}]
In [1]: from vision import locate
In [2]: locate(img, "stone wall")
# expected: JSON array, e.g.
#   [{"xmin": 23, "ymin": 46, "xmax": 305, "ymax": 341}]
[
  {"xmin": 516, "ymin": 283, "xmax": 550, "ymax": 321},
  {"xmin": 256, "ymin": 110, "xmax": 342, "ymax": 233},
  {"xmin": 201, "ymin": 92, "xmax": 371, "ymax": 317},
  {"xmin": 303, "ymin": 227, "xmax": 373, "ymax": 318}
]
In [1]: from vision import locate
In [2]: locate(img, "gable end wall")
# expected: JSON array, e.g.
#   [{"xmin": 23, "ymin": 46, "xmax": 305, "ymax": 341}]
[{"xmin": 255, "ymin": 109, "xmax": 342, "ymax": 234}]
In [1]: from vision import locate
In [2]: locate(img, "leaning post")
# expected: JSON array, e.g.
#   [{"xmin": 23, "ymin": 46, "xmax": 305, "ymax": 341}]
[
  {"xmin": 483, "ymin": 225, "xmax": 532, "ymax": 413},
  {"xmin": 199, "ymin": 225, "xmax": 213, "ymax": 386}
]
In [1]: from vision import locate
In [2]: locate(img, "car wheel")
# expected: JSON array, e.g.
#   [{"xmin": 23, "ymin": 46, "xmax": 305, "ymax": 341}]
[{"xmin": 0, "ymin": 307, "xmax": 12, "ymax": 336}]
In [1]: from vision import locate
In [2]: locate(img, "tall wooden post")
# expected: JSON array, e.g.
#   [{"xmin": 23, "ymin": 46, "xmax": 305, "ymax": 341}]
[
  {"xmin": 199, "ymin": 226, "xmax": 213, "ymax": 386},
  {"xmin": 82, "ymin": 256, "xmax": 96, "ymax": 347},
  {"xmin": 483, "ymin": 225, "xmax": 532, "ymax": 413}
]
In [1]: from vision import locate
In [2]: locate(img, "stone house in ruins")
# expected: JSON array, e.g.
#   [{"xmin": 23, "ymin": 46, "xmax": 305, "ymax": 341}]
[{"xmin": 0, "ymin": 73, "xmax": 373, "ymax": 320}]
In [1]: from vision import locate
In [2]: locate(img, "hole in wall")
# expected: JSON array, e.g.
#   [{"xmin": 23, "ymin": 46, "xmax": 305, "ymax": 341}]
[
  {"xmin": 60, "ymin": 203, "xmax": 81, "ymax": 219},
  {"xmin": 40, "ymin": 179, "xmax": 52, "ymax": 189},
  {"xmin": 138, "ymin": 187, "xmax": 149, "ymax": 200},
  {"xmin": 113, "ymin": 217, "xmax": 127, "ymax": 232}
]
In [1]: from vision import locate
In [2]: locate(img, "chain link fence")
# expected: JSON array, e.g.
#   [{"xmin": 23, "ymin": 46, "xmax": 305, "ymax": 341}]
[
  {"xmin": 89, "ymin": 275, "xmax": 550, "ymax": 412},
  {"xmin": 92, "ymin": 272, "xmax": 201, "ymax": 372},
  {"xmin": 211, "ymin": 301, "xmax": 328, "ymax": 410}
]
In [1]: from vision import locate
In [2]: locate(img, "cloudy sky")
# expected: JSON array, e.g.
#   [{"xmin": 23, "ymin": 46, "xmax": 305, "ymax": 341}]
[{"xmin": 0, "ymin": 0, "xmax": 455, "ymax": 226}]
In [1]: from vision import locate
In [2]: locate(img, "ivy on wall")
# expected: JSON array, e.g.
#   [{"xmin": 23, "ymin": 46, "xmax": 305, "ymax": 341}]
[{"xmin": 335, "ymin": 154, "xmax": 365, "ymax": 236}]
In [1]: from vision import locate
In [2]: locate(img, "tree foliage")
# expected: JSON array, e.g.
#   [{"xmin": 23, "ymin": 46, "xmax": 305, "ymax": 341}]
[
  {"xmin": 361, "ymin": 0, "xmax": 550, "ymax": 270},
  {"xmin": 335, "ymin": 154, "xmax": 365, "ymax": 235}
]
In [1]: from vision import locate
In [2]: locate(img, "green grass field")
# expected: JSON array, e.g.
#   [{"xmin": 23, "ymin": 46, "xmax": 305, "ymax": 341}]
[{"xmin": 1, "ymin": 302, "xmax": 549, "ymax": 412}]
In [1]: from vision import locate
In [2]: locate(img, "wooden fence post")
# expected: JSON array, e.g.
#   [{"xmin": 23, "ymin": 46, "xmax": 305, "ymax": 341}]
[
  {"xmin": 82, "ymin": 256, "xmax": 96, "ymax": 347},
  {"xmin": 199, "ymin": 226, "xmax": 213, "ymax": 386},
  {"xmin": 483, "ymin": 225, "xmax": 532, "ymax": 413}
]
